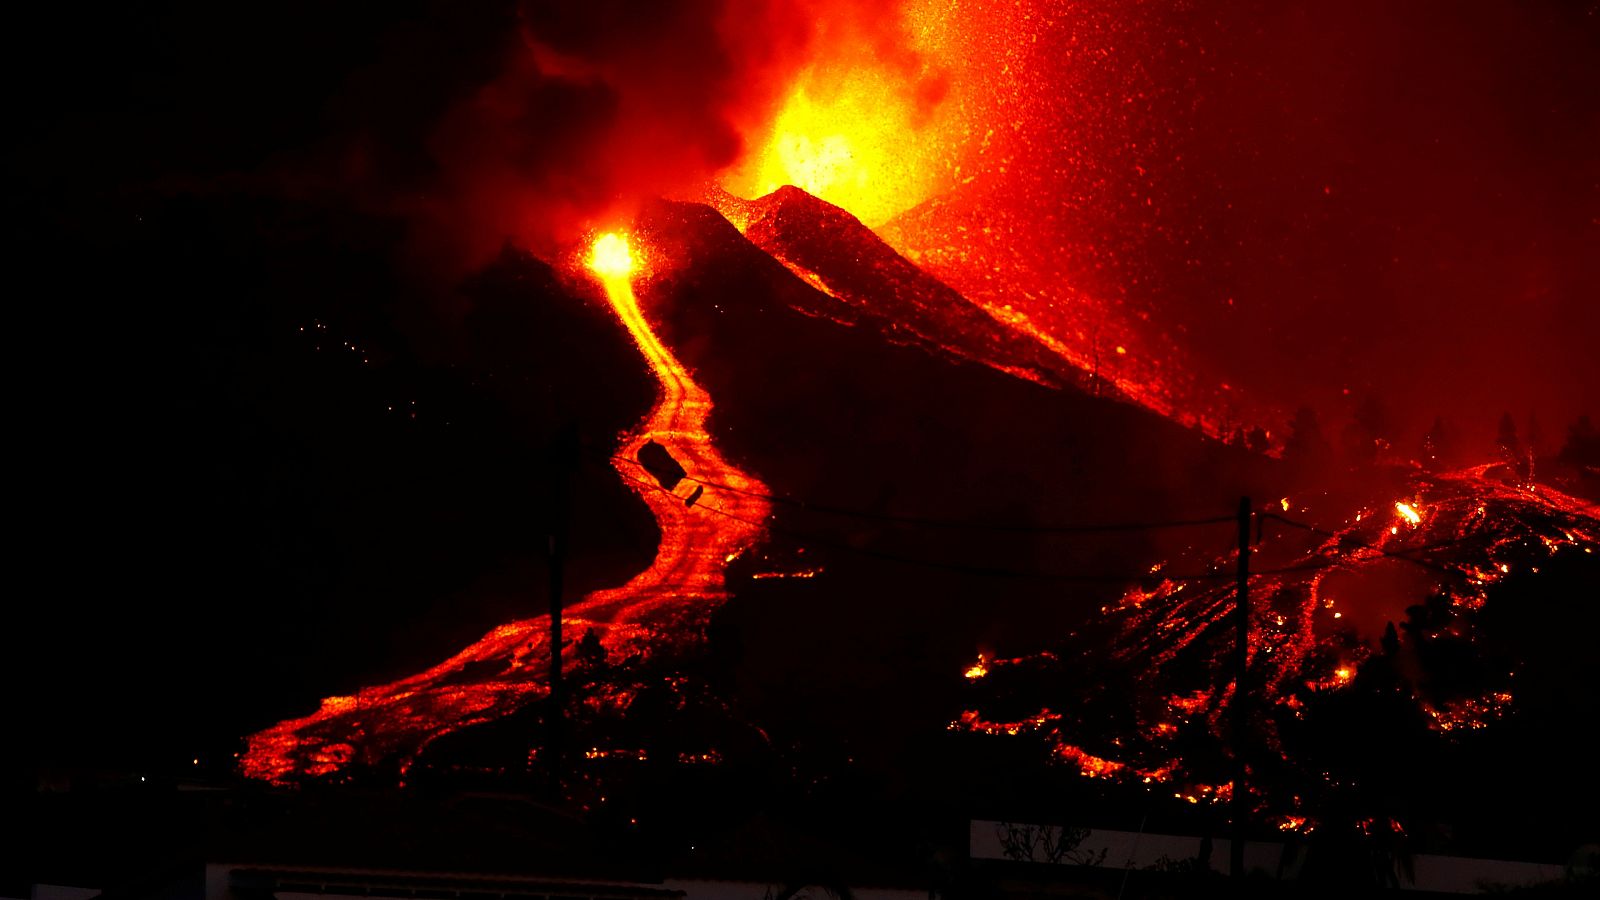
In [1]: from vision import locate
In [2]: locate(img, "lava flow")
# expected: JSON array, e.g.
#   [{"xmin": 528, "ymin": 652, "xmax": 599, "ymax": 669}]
[
  {"xmin": 571, "ymin": 233, "xmax": 771, "ymax": 626},
  {"xmin": 239, "ymin": 233, "xmax": 769, "ymax": 783},
  {"xmin": 953, "ymin": 464, "xmax": 1600, "ymax": 823}
]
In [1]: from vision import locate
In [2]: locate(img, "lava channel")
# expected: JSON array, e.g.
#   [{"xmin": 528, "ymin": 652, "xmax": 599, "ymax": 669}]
[{"xmin": 238, "ymin": 232, "xmax": 770, "ymax": 784}]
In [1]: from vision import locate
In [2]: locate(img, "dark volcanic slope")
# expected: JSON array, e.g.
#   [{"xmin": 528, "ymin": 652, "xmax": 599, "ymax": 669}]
[
  {"xmin": 17, "ymin": 193, "xmax": 657, "ymax": 775},
  {"xmin": 712, "ymin": 186, "xmax": 1095, "ymax": 394},
  {"xmin": 874, "ymin": 180, "xmax": 1231, "ymax": 434},
  {"xmin": 228, "ymin": 193, "xmax": 1282, "ymax": 786},
  {"xmin": 628, "ymin": 198, "xmax": 1278, "ymax": 754}
]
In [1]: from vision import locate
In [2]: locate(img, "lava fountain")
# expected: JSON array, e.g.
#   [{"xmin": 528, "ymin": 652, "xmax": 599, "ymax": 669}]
[{"xmin": 238, "ymin": 233, "xmax": 769, "ymax": 784}]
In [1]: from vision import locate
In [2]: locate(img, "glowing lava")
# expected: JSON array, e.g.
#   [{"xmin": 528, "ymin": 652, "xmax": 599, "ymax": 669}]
[
  {"xmin": 729, "ymin": 73, "xmax": 942, "ymax": 227},
  {"xmin": 573, "ymin": 232, "xmax": 771, "ymax": 625},
  {"xmin": 589, "ymin": 232, "xmax": 635, "ymax": 279},
  {"xmin": 239, "ymin": 232, "xmax": 769, "ymax": 783},
  {"xmin": 1395, "ymin": 501, "xmax": 1423, "ymax": 526}
]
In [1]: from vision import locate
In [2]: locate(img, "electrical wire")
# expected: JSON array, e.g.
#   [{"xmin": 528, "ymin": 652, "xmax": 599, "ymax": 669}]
[
  {"xmin": 1262, "ymin": 512, "xmax": 1464, "ymax": 576},
  {"xmin": 608, "ymin": 465, "xmax": 1476, "ymax": 585},
  {"xmin": 607, "ymin": 454, "xmax": 1235, "ymax": 535}
]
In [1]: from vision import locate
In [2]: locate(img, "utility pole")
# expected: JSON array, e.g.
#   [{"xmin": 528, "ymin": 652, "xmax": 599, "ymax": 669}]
[
  {"xmin": 547, "ymin": 527, "xmax": 564, "ymax": 799},
  {"xmin": 1232, "ymin": 496, "xmax": 1251, "ymax": 882},
  {"xmin": 545, "ymin": 425, "xmax": 577, "ymax": 802}
]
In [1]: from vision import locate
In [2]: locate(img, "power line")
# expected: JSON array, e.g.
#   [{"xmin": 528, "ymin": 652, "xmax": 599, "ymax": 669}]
[
  {"xmin": 588, "ymin": 449, "xmax": 1481, "ymax": 584},
  {"xmin": 609, "ymin": 465, "xmax": 1212, "ymax": 582},
  {"xmin": 1262, "ymin": 512, "xmax": 1465, "ymax": 576},
  {"xmin": 606, "ymin": 454, "xmax": 1235, "ymax": 535},
  {"xmin": 608, "ymin": 465, "xmax": 1473, "ymax": 586}
]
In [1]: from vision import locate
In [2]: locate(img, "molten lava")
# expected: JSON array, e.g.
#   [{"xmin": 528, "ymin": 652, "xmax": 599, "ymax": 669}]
[
  {"xmin": 728, "ymin": 72, "xmax": 942, "ymax": 228},
  {"xmin": 589, "ymin": 231, "xmax": 635, "ymax": 280},
  {"xmin": 1395, "ymin": 501, "xmax": 1423, "ymax": 526},
  {"xmin": 720, "ymin": 0, "xmax": 976, "ymax": 227},
  {"xmin": 574, "ymin": 232, "xmax": 772, "ymax": 624},
  {"xmin": 240, "ymin": 232, "xmax": 769, "ymax": 783}
]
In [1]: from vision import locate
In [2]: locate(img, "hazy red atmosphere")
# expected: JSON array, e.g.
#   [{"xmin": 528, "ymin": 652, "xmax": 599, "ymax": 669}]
[{"xmin": 396, "ymin": 0, "xmax": 1600, "ymax": 444}]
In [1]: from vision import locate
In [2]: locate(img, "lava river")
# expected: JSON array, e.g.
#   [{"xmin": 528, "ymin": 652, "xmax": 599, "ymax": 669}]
[{"xmin": 239, "ymin": 233, "xmax": 769, "ymax": 783}]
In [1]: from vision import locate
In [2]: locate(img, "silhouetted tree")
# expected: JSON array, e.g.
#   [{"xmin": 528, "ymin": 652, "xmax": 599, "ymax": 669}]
[
  {"xmin": 567, "ymin": 627, "xmax": 615, "ymax": 717},
  {"xmin": 1495, "ymin": 412, "xmax": 1520, "ymax": 462},
  {"xmin": 572, "ymin": 627, "xmax": 609, "ymax": 675},
  {"xmin": 1496, "ymin": 413, "xmax": 1532, "ymax": 483},
  {"xmin": 1523, "ymin": 414, "xmax": 1546, "ymax": 483},
  {"xmin": 1283, "ymin": 407, "xmax": 1333, "ymax": 473},
  {"xmin": 1526, "ymin": 414, "xmax": 1546, "ymax": 460},
  {"xmin": 1381, "ymin": 622, "xmax": 1400, "ymax": 657}
]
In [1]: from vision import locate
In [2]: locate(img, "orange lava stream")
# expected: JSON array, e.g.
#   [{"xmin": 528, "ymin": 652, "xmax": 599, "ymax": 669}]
[
  {"xmin": 572, "ymin": 241, "xmax": 771, "ymax": 624},
  {"xmin": 238, "ymin": 237, "xmax": 768, "ymax": 784}
]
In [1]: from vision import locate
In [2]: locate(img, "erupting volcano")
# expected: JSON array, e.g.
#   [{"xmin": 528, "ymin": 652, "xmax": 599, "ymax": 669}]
[
  {"xmin": 21, "ymin": 3, "xmax": 1600, "ymax": 893},
  {"xmin": 167, "ymin": 3, "xmax": 1596, "ymax": 852}
]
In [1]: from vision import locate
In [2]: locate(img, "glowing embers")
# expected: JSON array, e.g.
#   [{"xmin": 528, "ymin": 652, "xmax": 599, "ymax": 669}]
[
  {"xmin": 1424, "ymin": 691, "xmax": 1515, "ymax": 732},
  {"xmin": 1276, "ymin": 815, "xmax": 1313, "ymax": 834},
  {"xmin": 1395, "ymin": 501, "xmax": 1423, "ymax": 526},
  {"xmin": 951, "ymin": 708, "xmax": 1061, "ymax": 736},
  {"xmin": 749, "ymin": 568, "xmax": 822, "ymax": 580}
]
